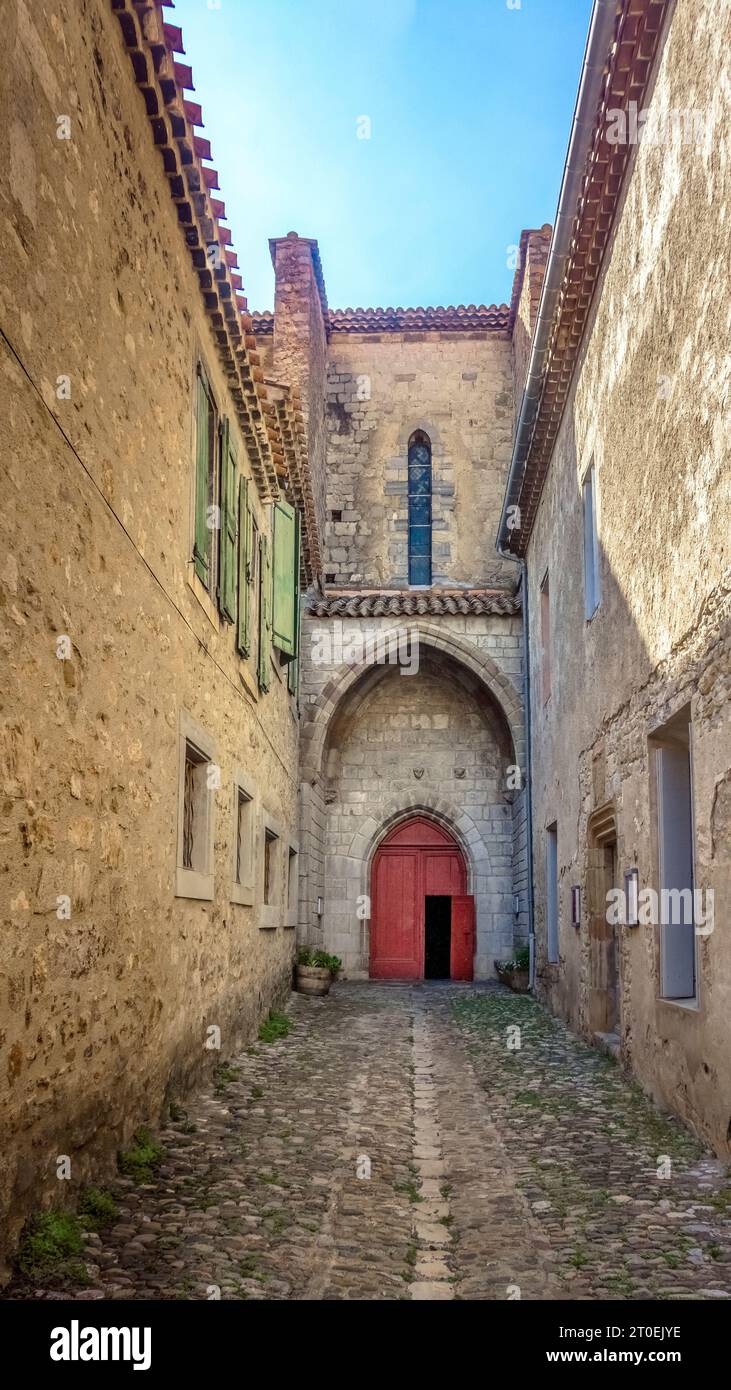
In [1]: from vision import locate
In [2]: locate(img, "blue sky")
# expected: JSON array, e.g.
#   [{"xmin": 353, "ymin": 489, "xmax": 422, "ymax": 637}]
[{"xmin": 172, "ymin": 0, "xmax": 594, "ymax": 311}]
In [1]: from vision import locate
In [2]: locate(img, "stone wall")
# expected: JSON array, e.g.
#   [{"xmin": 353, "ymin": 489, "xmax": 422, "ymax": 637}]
[
  {"xmin": 525, "ymin": 0, "xmax": 731, "ymax": 1154},
  {"xmin": 323, "ymin": 331, "xmax": 516, "ymax": 588},
  {"xmin": 0, "ymin": 0, "xmax": 299, "ymax": 1270}
]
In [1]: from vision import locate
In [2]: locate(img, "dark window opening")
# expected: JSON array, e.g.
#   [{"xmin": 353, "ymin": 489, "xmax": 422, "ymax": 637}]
[
  {"xmin": 408, "ymin": 429, "xmax": 432, "ymax": 586},
  {"xmin": 330, "ymin": 509, "xmax": 342, "ymax": 523},
  {"xmin": 236, "ymin": 788, "xmax": 251, "ymax": 884},
  {"xmin": 424, "ymin": 896, "xmax": 451, "ymax": 978},
  {"xmin": 264, "ymin": 827, "xmax": 278, "ymax": 905},
  {"xmin": 325, "ymin": 571, "xmax": 337, "ymax": 584},
  {"xmin": 183, "ymin": 741, "xmax": 208, "ymax": 871},
  {"xmin": 288, "ymin": 846, "xmax": 298, "ymax": 913}
]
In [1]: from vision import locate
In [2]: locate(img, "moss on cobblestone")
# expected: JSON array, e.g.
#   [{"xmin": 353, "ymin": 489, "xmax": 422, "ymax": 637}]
[
  {"xmin": 258, "ymin": 1010, "xmax": 292, "ymax": 1043},
  {"xmin": 17, "ymin": 1209, "xmax": 89, "ymax": 1287},
  {"xmin": 118, "ymin": 1127, "xmax": 164, "ymax": 1183},
  {"xmin": 78, "ymin": 1186, "xmax": 118, "ymax": 1232},
  {"xmin": 214, "ymin": 1062, "xmax": 241, "ymax": 1092}
]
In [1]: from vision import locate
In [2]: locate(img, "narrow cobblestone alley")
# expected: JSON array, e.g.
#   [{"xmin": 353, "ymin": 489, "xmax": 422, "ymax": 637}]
[{"xmin": 11, "ymin": 985, "xmax": 731, "ymax": 1302}]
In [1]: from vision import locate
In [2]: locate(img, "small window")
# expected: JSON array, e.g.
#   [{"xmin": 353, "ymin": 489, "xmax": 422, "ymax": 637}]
[
  {"xmin": 655, "ymin": 713, "xmax": 697, "ymax": 1002},
  {"xmin": 330, "ymin": 509, "xmax": 343, "ymax": 523},
  {"xmin": 231, "ymin": 774, "xmax": 256, "ymax": 906},
  {"xmin": 264, "ymin": 827, "xmax": 279, "ymax": 905},
  {"xmin": 408, "ymin": 430, "xmax": 432, "ymax": 586},
  {"xmin": 540, "ymin": 571, "xmax": 551, "ymax": 703},
  {"xmin": 546, "ymin": 822, "xmax": 559, "ymax": 963},
  {"xmin": 325, "ymin": 571, "xmax": 337, "ymax": 584},
  {"xmin": 236, "ymin": 789, "xmax": 251, "ymax": 884},
  {"xmin": 583, "ymin": 463, "xmax": 601, "ymax": 619},
  {"xmin": 176, "ymin": 714, "xmax": 216, "ymax": 901},
  {"xmin": 182, "ymin": 742, "xmax": 208, "ymax": 870}
]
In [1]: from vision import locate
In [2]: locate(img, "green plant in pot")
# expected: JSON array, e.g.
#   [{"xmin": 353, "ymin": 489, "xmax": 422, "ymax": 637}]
[
  {"xmin": 295, "ymin": 948, "xmax": 343, "ymax": 997},
  {"xmin": 494, "ymin": 945, "xmax": 530, "ymax": 993}
]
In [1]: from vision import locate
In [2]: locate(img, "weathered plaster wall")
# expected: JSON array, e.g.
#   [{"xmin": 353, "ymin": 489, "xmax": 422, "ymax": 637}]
[
  {"xmin": 323, "ymin": 332, "xmax": 516, "ymax": 588},
  {"xmin": 526, "ymin": 0, "xmax": 731, "ymax": 1153},
  {"xmin": 0, "ymin": 0, "xmax": 298, "ymax": 1268},
  {"xmin": 298, "ymin": 615, "xmax": 525, "ymax": 977}
]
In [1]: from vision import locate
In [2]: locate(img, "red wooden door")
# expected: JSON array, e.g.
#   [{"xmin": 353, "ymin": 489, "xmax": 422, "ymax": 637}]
[
  {"xmin": 370, "ymin": 818, "xmax": 468, "ymax": 979},
  {"xmin": 370, "ymin": 849, "xmax": 420, "ymax": 978},
  {"xmin": 450, "ymin": 895, "xmax": 476, "ymax": 981}
]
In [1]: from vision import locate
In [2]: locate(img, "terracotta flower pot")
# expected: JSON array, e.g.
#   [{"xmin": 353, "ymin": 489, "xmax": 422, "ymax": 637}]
[
  {"xmin": 296, "ymin": 965, "xmax": 332, "ymax": 997},
  {"xmin": 495, "ymin": 962, "xmax": 530, "ymax": 994}
]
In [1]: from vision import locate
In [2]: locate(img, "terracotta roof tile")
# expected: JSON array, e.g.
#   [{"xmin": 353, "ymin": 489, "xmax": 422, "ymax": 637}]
[
  {"xmin": 305, "ymin": 590, "xmax": 521, "ymax": 618},
  {"xmin": 253, "ymin": 303, "xmax": 510, "ymax": 335}
]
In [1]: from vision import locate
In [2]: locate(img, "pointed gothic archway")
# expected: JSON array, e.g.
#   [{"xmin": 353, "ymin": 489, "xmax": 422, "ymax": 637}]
[
  {"xmin": 298, "ymin": 621, "xmax": 525, "ymax": 978},
  {"xmin": 370, "ymin": 816, "xmax": 471, "ymax": 979}
]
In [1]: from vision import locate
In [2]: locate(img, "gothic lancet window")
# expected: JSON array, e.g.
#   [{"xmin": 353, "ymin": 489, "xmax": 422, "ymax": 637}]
[{"xmin": 408, "ymin": 430, "xmax": 432, "ymax": 586}]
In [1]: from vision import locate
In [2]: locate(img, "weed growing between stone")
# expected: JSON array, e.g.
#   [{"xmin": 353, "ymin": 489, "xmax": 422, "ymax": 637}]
[
  {"xmin": 118, "ymin": 1127, "xmax": 165, "ymax": 1184},
  {"xmin": 17, "ymin": 1210, "xmax": 89, "ymax": 1287},
  {"xmin": 258, "ymin": 1010, "xmax": 292, "ymax": 1043},
  {"xmin": 77, "ymin": 1186, "xmax": 118, "ymax": 1232}
]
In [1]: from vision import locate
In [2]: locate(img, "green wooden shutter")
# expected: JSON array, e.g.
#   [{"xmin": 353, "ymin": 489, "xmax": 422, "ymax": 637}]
[
  {"xmin": 287, "ymin": 596, "xmax": 300, "ymax": 701},
  {"xmin": 193, "ymin": 372, "xmax": 211, "ymax": 585},
  {"xmin": 272, "ymin": 500, "xmax": 299, "ymax": 659},
  {"xmin": 258, "ymin": 533, "xmax": 272, "ymax": 691},
  {"xmin": 236, "ymin": 474, "xmax": 252, "ymax": 656},
  {"xmin": 218, "ymin": 418, "xmax": 237, "ymax": 623}
]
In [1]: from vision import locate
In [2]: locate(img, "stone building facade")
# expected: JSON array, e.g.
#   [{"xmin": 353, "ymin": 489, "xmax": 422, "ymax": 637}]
[
  {"xmin": 498, "ymin": 0, "xmax": 731, "ymax": 1156},
  {"xmin": 256, "ymin": 260, "xmax": 532, "ymax": 980},
  {"xmin": 0, "ymin": 0, "xmax": 311, "ymax": 1271}
]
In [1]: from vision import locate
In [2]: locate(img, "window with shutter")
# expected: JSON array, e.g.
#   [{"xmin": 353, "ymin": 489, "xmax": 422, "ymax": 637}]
[
  {"xmin": 236, "ymin": 475, "xmax": 253, "ymax": 656},
  {"xmin": 258, "ymin": 533, "xmax": 272, "ymax": 691},
  {"xmin": 218, "ymin": 417, "xmax": 237, "ymax": 623},
  {"xmin": 272, "ymin": 500, "xmax": 299, "ymax": 660},
  {"xmin": 194, "ymin": 368, "xmax": 216, "ymax": 589}
]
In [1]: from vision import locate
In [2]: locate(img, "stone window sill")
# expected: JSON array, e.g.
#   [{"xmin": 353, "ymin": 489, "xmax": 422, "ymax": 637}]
[
  {"xmin": 658, "ymin": 995, "xmax": 700, "ymax": 1013},
  {"xmin": 231, "ymin": 881, "xmax": 254, "ymax": 907},
  {"xmin": 259, "ymin": 904, "xmax": 280, "ymax": 930},
  {"xmin": 176, "ymin": 867, "xmax": 214, "ymax": 901}
]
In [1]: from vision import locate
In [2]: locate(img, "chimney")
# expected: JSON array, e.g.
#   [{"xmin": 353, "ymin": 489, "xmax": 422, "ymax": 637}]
[
  {"xmin": 269, "ymin": 232, "xmax": 328, "ymax": 549},
  {"xmin": 510, "ymin": 224, "xmax": 552, "ymax": 423}
]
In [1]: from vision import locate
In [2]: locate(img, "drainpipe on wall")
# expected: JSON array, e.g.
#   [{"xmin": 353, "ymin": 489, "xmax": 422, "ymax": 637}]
[{"xmin": 496, "ymin": 0, "xmax": 618, "ymax": 989}]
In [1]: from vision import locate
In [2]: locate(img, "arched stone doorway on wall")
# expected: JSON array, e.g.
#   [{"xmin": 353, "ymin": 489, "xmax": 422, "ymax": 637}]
[
  {"xmin": 298, "ymin": 622, "xmax": 526, "ymax": 980},
  {"xmin": 370, "ymin": 816, "xmax": 475, "ymax": 981}
]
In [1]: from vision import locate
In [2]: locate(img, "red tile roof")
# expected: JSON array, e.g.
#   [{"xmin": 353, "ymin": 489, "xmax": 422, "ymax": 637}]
[
  {"xmin": 305, "ymin": 590, "xmax": 520, "ymax": 618},
  {"xmin": 253, "ymin": 303, "xmax": 510, "ymax": 335}
]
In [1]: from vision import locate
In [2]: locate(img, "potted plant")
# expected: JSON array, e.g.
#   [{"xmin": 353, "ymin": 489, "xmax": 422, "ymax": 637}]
[
  {"xmin": 295, "ymin": 948, "xmax": 342, "ymax": 997},
  {"xmin": 494, "ymin": 945, "xmax": 530, "ymax": 993}
]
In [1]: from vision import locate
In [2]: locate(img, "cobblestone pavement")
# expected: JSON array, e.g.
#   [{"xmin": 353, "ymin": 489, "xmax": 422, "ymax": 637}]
[{"xmin": 12, "ymin": 983, "xmax": 731, "ymax": 1301}]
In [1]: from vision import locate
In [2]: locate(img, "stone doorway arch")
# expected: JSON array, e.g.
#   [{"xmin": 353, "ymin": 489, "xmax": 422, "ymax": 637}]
[{"xmin": 370, "ymin": 814, "xmax": 469, "ymax": 978}]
